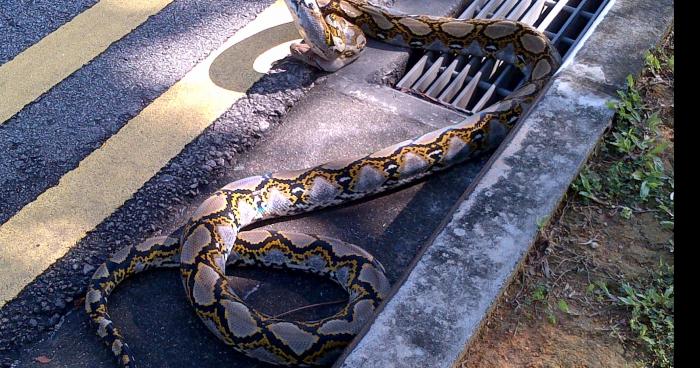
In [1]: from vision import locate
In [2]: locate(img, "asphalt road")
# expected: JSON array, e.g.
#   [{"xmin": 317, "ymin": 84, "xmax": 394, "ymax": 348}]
[
  {"xmin": 0, "ymin": 0, "xmax": 272, "ymax": 225},
  {"xmin": 0, "ymin": 0, "xmax": 98, "ymax": 64},
  {"xmin": 0, "ymin": 1, "xmax": 487, "ymax": 367},
  {"xmin": 0, "ymin": 0, "xmax": 286, "ymax": 364}
]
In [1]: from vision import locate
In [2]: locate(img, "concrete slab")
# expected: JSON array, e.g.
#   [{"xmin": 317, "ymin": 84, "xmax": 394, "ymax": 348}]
[
  {"xmin": 231, "ymin": 87, "xmax": 489, "ymax": 281},
  {"xmin": 322, "ymin": 43, "xmax": 468, "ymax": 129}
]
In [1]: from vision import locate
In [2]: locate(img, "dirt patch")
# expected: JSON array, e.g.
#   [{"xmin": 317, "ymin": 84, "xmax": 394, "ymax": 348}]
[
  {"xmin": 464, "ymin": 317, "xmax": 634, "ymax": 368},
  {"xmin": 459, "ymin": 203, "xmax": 670, "ymax": 368},
  {"xmin": 457, "ymin": 31, "xmax": 674, "ymax": 368}
]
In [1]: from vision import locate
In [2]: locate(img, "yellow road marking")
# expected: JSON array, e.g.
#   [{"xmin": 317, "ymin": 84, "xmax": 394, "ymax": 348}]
[
  {"xmin": 0, "ymin": 0, "xmax": 299, "ymax": 307},
  {"xmin": 0, "ymin": 0, "xmax": 174, "ymax": 124}
]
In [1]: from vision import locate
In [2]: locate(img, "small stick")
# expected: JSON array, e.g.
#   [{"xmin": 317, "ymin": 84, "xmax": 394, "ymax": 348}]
[{"xmin": 272, "ymin": 299, "xmax": 347, "ymax": 319}]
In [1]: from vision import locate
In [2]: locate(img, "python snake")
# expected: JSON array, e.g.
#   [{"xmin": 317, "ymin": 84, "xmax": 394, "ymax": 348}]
[{"xmin": 85, "ymin": 0, "xmax": 561, "ymax": 366}]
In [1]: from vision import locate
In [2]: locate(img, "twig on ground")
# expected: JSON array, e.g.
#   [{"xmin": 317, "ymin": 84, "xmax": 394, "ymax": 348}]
[{"xmin": 272, "ymin": 299, "xmax": 346, "ymax": 319}]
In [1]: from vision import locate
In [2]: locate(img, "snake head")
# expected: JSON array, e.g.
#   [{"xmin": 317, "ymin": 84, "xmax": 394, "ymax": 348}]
[
  {"xmin": 285, "ymin": 0, "xmax": 322, "ymax": 16},
  {"xmin": 284, "ymin": 0, "xmax": 367, "ymax": 71},
  {"xmin": 284, "ymin": 0, "xmax": 329, "ymax": 53}
]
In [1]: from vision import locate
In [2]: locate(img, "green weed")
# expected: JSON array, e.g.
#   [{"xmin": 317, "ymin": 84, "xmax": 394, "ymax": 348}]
[
  {"xmin": 530, "ymin": 284, "xmax": 547, "ymax": 303},
  {"xmin": 616, "ymin": 262, "xmax": 674, "ymax": 368},
  {"xmin": 587, "ymin": 263, "xmax": 674, "ymax": 368},
  {"xmin": 573, "ymin": 73, "xmax": 673, "ymax": 223}
]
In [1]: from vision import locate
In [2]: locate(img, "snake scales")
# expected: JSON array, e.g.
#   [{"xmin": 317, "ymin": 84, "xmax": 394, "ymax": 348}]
[{"xmin": 85, "ymin": 0, "xmax": 561, "ymax": 366}]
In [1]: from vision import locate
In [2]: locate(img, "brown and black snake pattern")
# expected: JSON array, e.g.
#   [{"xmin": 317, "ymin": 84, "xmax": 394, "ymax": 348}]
[{"xmin": 85, "ymin": 0, "xmax": 561, "ymax": 366}]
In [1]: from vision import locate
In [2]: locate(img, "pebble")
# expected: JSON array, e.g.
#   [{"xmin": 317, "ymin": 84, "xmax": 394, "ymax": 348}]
[
  {"xmin": 160, "ymin": 174, "xmax": 175, "ymax": 182},
  {"xmin": 82, "ymin": 264, "xmax": 95, "ymax": 275},
  {"xmin": 48, "ymin": 315, "xmax": 60, "ymax": 327}
]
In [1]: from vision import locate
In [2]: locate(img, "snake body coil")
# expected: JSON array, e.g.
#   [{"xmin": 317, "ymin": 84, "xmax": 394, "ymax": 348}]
[{"xmin": 86, "ymin": 0, "xmax": 561, "ymax": 366}]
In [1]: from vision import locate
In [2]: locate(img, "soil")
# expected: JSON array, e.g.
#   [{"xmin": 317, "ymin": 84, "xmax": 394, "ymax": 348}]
[{"xmin": 456, "ymin": 31, "xmax": 674, "ymax": 368}]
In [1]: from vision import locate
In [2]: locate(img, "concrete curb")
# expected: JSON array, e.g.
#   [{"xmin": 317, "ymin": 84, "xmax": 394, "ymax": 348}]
[{"xmin": 335, "ymin": 0, "xmax": 674, "ymax": 367}]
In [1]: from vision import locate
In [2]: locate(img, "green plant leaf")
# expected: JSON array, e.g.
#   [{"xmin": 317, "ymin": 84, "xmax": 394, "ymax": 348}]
[
  {"xmin": 621, "ymin": 206, "xmax": 633, "ymax": 219},
  {"xmin": 640, "ymin": 181, "xmax": 650, "ymax": 200},
  {"xmin": 660, "ymin": 221, "xmax": 674, "ymax": 230},
  {"xmin": 557, "ymin": 299, "xmax": 570, "ymax": 313}
]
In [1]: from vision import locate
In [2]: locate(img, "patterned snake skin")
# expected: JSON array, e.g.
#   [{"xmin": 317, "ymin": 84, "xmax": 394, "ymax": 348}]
[{"xmin": 85, "ymin": 0, "xmax": 561, "ymax": 366}]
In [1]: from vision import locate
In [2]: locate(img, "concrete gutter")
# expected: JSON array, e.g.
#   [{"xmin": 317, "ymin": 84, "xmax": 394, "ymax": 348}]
[{"xmin": 334, "ymin": 0, "xmax": 674, "ymax": 367}]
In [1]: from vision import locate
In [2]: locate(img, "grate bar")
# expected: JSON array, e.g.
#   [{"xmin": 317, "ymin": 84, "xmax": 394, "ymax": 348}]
[
  {"xmin": 459, "ymin": 0, "xmax": 487, "ymax": 18},
  {"xmin": 426, "ymin": 57, "xmax": 461, "ymax": 97},
  {"xmin": 536, "ymin": 0, "xmax": 570, "ymax": 32},
  {"xmin": 438, "ymin": 60, "xmax": 472, "ymax": 102},
  {"xmin": 474, "ymin": 0, "xmax": 507, "ymax": 18},
  {"xmin": 396, "ymin": 0, "xmax": 609, "ymax": 115},
  {"xmin": 492, "ymin": 0, "xmax": 521, "ymax": 19},
  {"xmin": 521, "ymin": 0, "xmax": 547, "ymax": 24},
  {"xmin": 503, "ymin": 0, "xmax": 532, "ymax": 20},
  {"xmin": 396, "ymin": 53, "xmax": 430, "ymax": 89},
  {"xmin": 549, "ymin": 0, "xmax": 588, "ymax": 44},
  {"xmin": 413, "ymin": 54, "xmax": 446, "ymax": 92}
]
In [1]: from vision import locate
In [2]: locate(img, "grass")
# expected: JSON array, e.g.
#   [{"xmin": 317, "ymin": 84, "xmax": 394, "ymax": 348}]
[
  {"xmin": 589, "ymin": 261, "xmax": 674, "ymax": 368},
  {"xmin": 572, "ymin": 71, "xmax": 674, "ymax": 226},
  {"xmin": 617, "ymin": 262, "xmax": 674, "ymax": 368},
  {"xmin": 574, "ymin": 40, "xmax": 674, "ymax": 367}
]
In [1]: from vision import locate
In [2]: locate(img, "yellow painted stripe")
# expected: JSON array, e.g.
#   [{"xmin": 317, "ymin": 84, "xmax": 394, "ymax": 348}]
[
  {"xmin": 0, "ymin": 0, "xmax": 174, "ymax": 124},
  {"xmin": 0, "ymin": 0, "xmax": 300, "ymax": 307}
]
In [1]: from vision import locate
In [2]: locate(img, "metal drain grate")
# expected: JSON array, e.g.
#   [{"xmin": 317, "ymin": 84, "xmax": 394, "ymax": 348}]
[{"xmin": 396, "ymin": 0, "xmax": 610, "ymax": 114}]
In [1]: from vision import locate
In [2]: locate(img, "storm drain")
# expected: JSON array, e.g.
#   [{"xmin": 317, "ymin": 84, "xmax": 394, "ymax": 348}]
[{"xmin": 396, "ymin": 0, "xmax": 610, "ymax": 114}]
